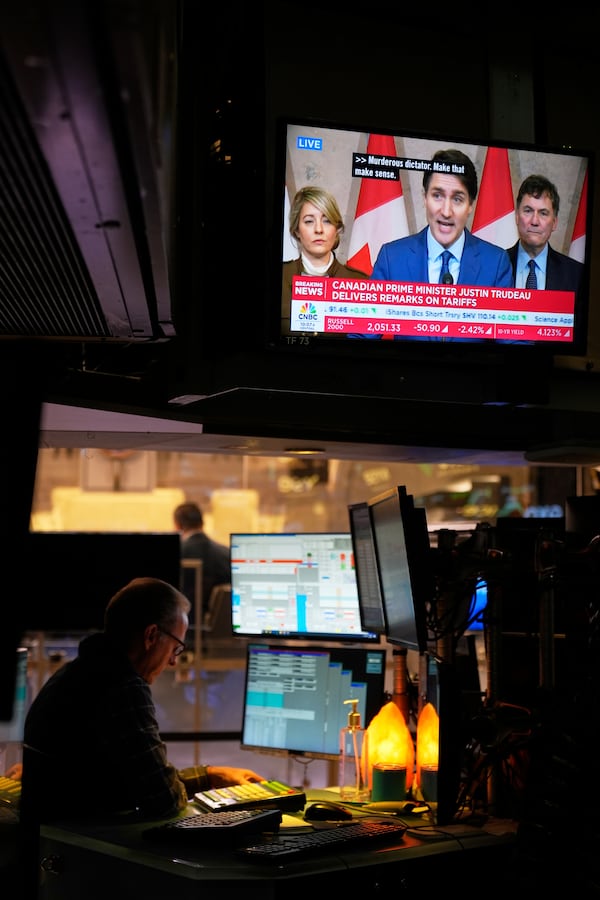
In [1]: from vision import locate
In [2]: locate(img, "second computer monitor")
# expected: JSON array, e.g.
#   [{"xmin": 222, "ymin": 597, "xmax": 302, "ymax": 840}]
[
  {"xmin": 368, "ymin": 486, "xmax": 431, "ymax": 653},
  {"xmin": 240, "ymin": 643, "xmax": 387, "ymax": 760},
  {"xmin": 348, "ymin": 501, "xmax": 386, "ymax": 635}
]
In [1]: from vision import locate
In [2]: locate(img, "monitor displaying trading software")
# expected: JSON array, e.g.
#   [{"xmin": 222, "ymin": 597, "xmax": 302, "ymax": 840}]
[
  {"xmin": 230, "ymin": 532, "xmax": 378, "ymax": 641},
  {"xmin": 241, "ymin": 643, "xmax": 387, "ymax": 760}
]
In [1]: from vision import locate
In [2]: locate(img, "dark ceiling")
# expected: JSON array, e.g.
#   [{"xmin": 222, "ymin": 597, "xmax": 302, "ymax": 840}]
[{"xmin": 2, "ymin": 0, "xmax": 600, "ymax": 465}]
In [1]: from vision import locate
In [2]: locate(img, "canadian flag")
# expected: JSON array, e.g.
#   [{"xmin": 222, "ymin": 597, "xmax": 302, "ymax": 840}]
[
  {"xmin": 347, "ymin": 134, "xmax": 409, "ymax": 275},
  {"xmin": 569, "ymin": 168, "xmax": 587, "ymax": 263},
  {"xmin": 282, "ymin": 184, "xmax": 298, "ymax": 261},
  {"xmin": 471, "ymin": 147, "xmax": 517, "ymax": 249}
]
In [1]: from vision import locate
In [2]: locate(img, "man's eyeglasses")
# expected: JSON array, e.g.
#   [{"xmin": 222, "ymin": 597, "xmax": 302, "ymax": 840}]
[{"xmin": 158, "ymin": 626, "xmax": 186, "ymax": 658}]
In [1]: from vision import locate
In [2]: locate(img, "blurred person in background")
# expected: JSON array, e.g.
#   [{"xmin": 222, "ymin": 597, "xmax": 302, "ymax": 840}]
[{"xmin": 174, "ymin": 501, "xmax": 231, "ymax": 616}]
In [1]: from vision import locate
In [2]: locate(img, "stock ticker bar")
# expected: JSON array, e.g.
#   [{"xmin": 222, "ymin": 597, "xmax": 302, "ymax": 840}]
[{"xmin": 290, "ymin": 276, "xmax": 575, "ymax": 343}]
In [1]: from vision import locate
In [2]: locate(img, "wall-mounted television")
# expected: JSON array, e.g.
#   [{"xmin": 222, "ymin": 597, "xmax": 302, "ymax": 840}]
[
  {"xmin": 271, "ymin": 116, "xmax": 592, "ymax": 359},
  {"xmin": 368, "ymin": 487, "xmax": 432, "ymax": 653},
  {"xmin": 230, "ymin": 532, "xmax": 378, "ymax": 641},
  {"xmin": 240, "ymin": 643, "xmax": 387, "ymax": 761}
]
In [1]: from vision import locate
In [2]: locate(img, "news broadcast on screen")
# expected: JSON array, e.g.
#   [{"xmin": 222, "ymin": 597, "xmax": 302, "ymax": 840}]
[{"xmin": 277, "ymin": 117, "xmax": 591, "ymax": 354}]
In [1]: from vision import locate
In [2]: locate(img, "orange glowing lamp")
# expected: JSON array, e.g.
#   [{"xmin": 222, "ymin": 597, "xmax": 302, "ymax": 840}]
[
  {"xmin": 416, "ymin": 701, "xmax": 439, "ymax": 790},
  {"xmin": 361, "ymin": 700, "xmax": 415, "ymax": 790}
]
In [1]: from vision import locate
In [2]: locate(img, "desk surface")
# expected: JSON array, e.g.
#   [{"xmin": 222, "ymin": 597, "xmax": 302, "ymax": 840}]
[{"xmin": 38, "ymin": 790, "xmax": 517, "ymax": 886}]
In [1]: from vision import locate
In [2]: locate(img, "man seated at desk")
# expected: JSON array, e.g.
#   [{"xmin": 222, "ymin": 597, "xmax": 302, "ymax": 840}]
[{"xmin": 22, "ymin": 577, "xmax": 265, "ymax": 823}]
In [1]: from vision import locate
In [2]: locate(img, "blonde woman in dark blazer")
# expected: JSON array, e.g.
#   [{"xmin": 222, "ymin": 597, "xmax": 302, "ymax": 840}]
[{"xmin": 281, "ymin": 185, "xmax": 367, "ymax": 335}]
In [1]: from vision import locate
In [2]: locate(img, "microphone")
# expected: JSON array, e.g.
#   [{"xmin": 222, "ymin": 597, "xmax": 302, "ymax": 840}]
[{"xmin": 441, "ymin": 273, "xmax": 454, "ymax": 285}]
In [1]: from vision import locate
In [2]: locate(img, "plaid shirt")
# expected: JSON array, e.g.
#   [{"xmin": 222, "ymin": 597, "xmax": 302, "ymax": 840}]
[{"xmin": 23, "ymin": 632, "xmax": 209, "ymax": 822}]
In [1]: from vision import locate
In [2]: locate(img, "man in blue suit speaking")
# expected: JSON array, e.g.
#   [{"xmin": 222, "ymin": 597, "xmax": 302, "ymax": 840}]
[{"xmin": 371, "ymin": 148, "xmax": 513, "ymax": 288}]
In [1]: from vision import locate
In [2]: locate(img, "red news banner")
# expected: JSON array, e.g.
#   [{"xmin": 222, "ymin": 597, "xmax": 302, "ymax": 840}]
[{"xmin": 290, "ymin": 276, "xmax": 575, "ymax": 342}]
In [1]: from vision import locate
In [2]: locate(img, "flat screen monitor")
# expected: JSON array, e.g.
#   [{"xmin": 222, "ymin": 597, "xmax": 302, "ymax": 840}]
[
  {"xmin": 368, "ymin": 487, "xmax": 431, "ymax": 652},
  {"xmin": 230, "ymin": 532, "xmax": 377, "ymax": 641},
  {"xmin": 272, "ymin": 115, "xmax": 592, "ymax": 359},
  {"xmin": 22, "ymin": 532, "xmax": 182, "ymax": 632},
  {"xmin": 0, "ymin": 647, "xmax": 28, "ymax": 741},
  {"xmin": 347, "ymin": 501, "xmax": 386, "ymax": 635},
  {"xmin": 466, "ymin": 578, "xmax": 488, "ymax": 633},
  {"xmin": 240, "ymin": 643, "xmax": 387, "ymax": 760}
]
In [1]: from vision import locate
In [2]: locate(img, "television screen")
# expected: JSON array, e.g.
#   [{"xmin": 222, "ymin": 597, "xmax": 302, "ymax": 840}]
[
  {"xmin": 240, "ymin": 643, "xmax": 387, "ymax": 760},
  {"xmin": 347, "ymin": 501, "xmax": 386, "ymax": 635},
  {"xmin": 368, "ymin": 487, "xmax": 431, "ymax": 652},
  {"xmin": 230, "ymin": 532, "xmax": 378, "ymax": 641},
  {"xmin": 272, "ymin": 116, "xmax": 592, "ymax": 357}
]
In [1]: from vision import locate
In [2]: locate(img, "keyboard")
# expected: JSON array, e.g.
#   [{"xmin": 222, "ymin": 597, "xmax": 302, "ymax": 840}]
[
  {"xmin": 142, "ymin": 807, "xmax": 282, "ymax": 842},
  {"xmin": 193, "ymin": 779, "xmax": 305, "ymax": 813},
  {"xmin": 237, "ymin": 819, "xmax": 407, "ymax": 862}
]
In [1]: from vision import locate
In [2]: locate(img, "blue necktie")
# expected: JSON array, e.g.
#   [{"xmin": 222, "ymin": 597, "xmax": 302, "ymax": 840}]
[
  {"xmin": 526, "ymin": 259, "xmax": 537, "ymax": 289},
  {"xmin": 439, "ymin": 250, "xmax": 452, "ymax": 284}
]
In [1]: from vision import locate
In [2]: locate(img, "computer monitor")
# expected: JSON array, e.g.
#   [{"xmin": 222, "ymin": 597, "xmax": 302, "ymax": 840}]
[
  {"xmin": 22, "ymin": 532, "xmax": 182, "ymax": 632},
  {"xmin": 230, "ymin": 532, "xmax": 378, "ymax": 641},
  {"xmin": 0, "ymin": 647, "xmax": 28, "ymax": 743},
  {"xmin": 368, "ymin": 487, "xmax": 432, "ymax": 652},
  {"xmin": 240, "ymin": 643, "xmax": 387, "ymax": 760},
  {"xmin": 464, "ymin": 578, "xmax": 488, "ymax": 634},
  {"xmin": 347, "ymin": 501, "xmax": 386, "ymax": 635}
]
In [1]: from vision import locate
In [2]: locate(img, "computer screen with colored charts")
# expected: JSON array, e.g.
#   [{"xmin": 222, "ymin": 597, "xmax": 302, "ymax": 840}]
[
  {"xmin": 240, "ymin": 643, "xmax": 387, "ymax": 760},
  {"xmin": 230, "ymin": 532, "xmax": 378, "ymax": 641}
]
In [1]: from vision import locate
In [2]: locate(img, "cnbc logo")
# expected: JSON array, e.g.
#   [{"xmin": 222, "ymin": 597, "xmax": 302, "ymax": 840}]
[{"xmin": 298, "ymin": 302, "xmax": 318, "ymax": 321}]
